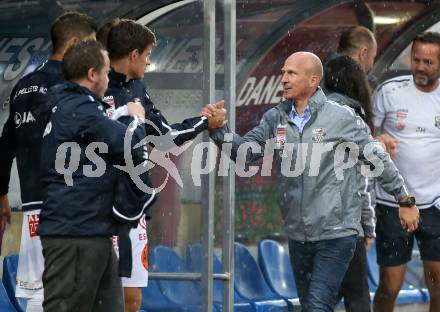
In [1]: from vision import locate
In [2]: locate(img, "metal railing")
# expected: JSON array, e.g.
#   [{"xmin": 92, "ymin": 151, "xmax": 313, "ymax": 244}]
[{"xmin": 144, "ymin": 1, "xmax": 237, "ymax": 311}]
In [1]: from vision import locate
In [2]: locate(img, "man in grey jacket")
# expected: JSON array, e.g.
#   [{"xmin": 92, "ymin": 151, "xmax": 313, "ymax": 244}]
[{"xmin": 206, "ymin": 52, "xmax": 419, "ymax": 312}]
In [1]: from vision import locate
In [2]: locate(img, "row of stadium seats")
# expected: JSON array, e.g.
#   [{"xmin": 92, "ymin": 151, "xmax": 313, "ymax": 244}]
[
  {"xmin": 0, "ymin": 282, "xmax": 15, "ymax": 311},
  {"xmin": 139, "ymin": 241, "xmax": 429, "ymax": 311},
  {"xmin": 1, "ymin": 255, "xmax": 23, "ymax": 311},
  {"xmin": 0, "ymin": 240, "xmax": 430, "ymax": 312}
]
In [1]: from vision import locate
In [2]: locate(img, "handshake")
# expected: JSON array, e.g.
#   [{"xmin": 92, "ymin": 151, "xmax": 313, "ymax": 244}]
[
  {"xmin": 124, "ymin": 99, "xmax": 227, "ymax": 129},
  {"xmin": 200, "ymin": 100, "xmax": 228, "ymax": 129}
]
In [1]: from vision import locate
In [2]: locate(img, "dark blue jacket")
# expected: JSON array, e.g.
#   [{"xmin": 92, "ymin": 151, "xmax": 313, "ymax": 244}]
[
  {"xmin": 0, "ymin": 60, "xmax": 62, "ymax": 211},
  {"xmin": 104, "ymin": 69, "xmax": 208, "ymax": 147},
  {"xmin": 38, "ymin": 81, "xmax": 145, "ymax": 237},
  {"xmin": 103, "ymin": 69, "xmax": 209, "ymax": 221},
  {"xmin": 111, "ymin": 113, "xmax": 155, "ymax": 226}
]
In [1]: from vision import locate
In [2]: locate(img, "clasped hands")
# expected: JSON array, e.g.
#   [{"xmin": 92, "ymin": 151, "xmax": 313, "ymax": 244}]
[
  {"xmin": 199, "ymin": 100, "xmax": 227, "ymax": 129},
  {"xmin": 124, "ymin": 100, "xmax": 227, "ymax": 129}
]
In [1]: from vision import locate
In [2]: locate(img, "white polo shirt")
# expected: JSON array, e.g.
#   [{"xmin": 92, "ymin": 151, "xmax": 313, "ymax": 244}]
[{"xmin": 373, "ymin": 75, "xmax": 440, "ymax": 209}]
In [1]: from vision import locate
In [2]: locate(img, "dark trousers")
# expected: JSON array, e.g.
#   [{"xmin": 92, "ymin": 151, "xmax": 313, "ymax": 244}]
[
  {"xmin": 41, "ymin": 236, "xmax": 123, "ymax": 312},
  {"xmin": 289, "ymin": 235, "xmax": 357, "ymax": 312},
  {"xmin": 337, "ymin": 237, "xmax": 371, "ymax": 311}
]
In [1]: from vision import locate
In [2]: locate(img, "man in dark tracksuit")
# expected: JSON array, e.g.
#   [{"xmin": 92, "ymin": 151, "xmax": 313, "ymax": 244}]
[
  {"xmin": 326, "ymin": 26, "xmax": 378, "ymax": 312},
  {"xmin": 100, "ymin": 19, "xmax": 225, "ymax": 312},
  {"xmin": 0, "ymin": 59, "xmax": 62, "ymax": 210},
  {"xmin": 0, "ymin": 12, "xmax": 97, "ymax": 312},
  {"xmin": 38, "ymin": 40, "xmax": 145, "ymax": 312},
  {"xmin": 104, "ymin": 21, "xmax": 213, "ymax": 146}
]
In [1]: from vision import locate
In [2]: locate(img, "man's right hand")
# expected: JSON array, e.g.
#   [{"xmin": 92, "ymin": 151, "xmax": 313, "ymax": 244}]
[
  {"xmin": 399, "ymin": 205, "xmax": 419, "ymax": 232},
  {"xmin": 200, "ymin": 100, "xmax": 227, "ymax": 129},
  {"xmin": 0, "ymin": 195, "xmax": 11, "ymax": 231},
  {"xmin": 365, "ymin": 237, "xmax": 374, "ymax": 251},
  {"xmin": 376, "ymin": 133, "xmax": 399, "ymax": 159}
]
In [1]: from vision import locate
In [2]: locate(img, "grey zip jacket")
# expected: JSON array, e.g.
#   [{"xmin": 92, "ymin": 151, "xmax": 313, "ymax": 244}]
[
  {"xmin": 327, "ymin": 92, "xmax": 376, "ymax": 239},
  {"xmin": 210, "ymin": 88, "xmax": 408, "ymax": 242}
]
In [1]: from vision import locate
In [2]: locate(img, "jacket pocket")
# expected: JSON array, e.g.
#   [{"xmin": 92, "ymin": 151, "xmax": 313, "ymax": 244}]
[
  {"xmin": 319, "ymin": 181, "xmax": 344, "ymax": 228},
  {"xmin": 277, "ymin": 185, "xmax": 293, "ymax": 221}
]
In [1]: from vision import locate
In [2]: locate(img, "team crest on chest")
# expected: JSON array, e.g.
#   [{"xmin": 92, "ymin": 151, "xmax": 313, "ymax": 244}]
[
  {"xmin": 435, "ymin": 116, "xmax": 440, "ymax": 129},
  {"xmin": 312, "ymin": 128, "xmax": 326, "ymax": 143},
  {"xmin": 395, "ymin": 110, "xmax": 408, "ymax": 130},
  {"xmin": 102, "ymin": 95, "xmax": 115, "ymax": 117},
  {"xmin": 102, "ymin": 95, "xmax": 115, "ymax": 106},
  {"xmin": 275, "ymin": 124, "xmax": 287, "ymax": 149}
]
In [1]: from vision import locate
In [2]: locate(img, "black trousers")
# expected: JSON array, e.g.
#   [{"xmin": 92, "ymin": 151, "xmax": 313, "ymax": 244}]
[
  {"xmin": 41, "ymin": 236, "xmax": 123, "ymax": 312},
  {"xmin": 337, "ymin": 237, "xmax": 371, "ymax": 312}
]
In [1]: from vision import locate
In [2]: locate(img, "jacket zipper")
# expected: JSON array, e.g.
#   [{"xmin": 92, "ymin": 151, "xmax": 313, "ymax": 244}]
[
  {"xmin": 287, "ymin": 119, "xmax": 308, "ymax": 242},
  {"xmin": 299, "ymin": 130, "xmax": 306, "ymax": 242},
  {"xmin": 283, "ymin": 102, "xmax": 317, "ymax": 242},
  {"xmin": 298, "ymin": 111, "xmax": 317, "ymax": 242}
]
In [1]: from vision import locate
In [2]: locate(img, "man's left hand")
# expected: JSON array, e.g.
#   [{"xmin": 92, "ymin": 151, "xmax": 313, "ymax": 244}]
[
  {"xmin": 0, "ymin": 195, "xmax": 11, "ymax": 231},
  {"xmin": 399, "ymin": 205, "xmax": 419, "ymax": 232},
  {"xmin": 365, "ymin": 237, "xmax": 374, "ymax": 251}
]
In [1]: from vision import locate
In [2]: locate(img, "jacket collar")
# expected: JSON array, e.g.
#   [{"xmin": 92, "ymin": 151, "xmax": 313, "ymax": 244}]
[
  {"xmin": 36, "ymin": 59, "xmax": 62, "ymax": 76},
  {"xmin": 109, "ymin": 68, "xmax": 132, "ymax": 87},
  {"xmin": 61, "ymin": 80, "xmax": 100, "ymax": 100},
  {"xmin": 280, "ymin": 87, "xmax": 326, "ymax": 116}
]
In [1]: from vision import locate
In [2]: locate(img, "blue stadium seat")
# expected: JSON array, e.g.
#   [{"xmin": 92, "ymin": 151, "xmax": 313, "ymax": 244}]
[
  {"xmin": 258, "ymin": 240, "xmax": 300, "ymax": 310},
  {"xmin": 366, "ymin": 245, "xmax": 379, "ymax": 292},
  {"xmin": 151, "ymin": 245, "xmax": 201, "ymax": 312},
  {"xmin": 140, "ymin": 278, "xmax": 186, "ymax": 312},
  {"xmin": 234, "ymin": 242, "xmax": 289, "ymax": 311},
  {"xmin": 2, "ymin": 255, "xmax": 27, "ymax": 312},
  {"xmin": 0, "ymin": 281, "xmax": 16, "ymax": 311},
  {"xmin": 186, "ymin": 243, "xmax": 253, "ymax": 312},
  {"xmin": 367, "ymin": 243, "xmax": 427, "ymax": 304}
]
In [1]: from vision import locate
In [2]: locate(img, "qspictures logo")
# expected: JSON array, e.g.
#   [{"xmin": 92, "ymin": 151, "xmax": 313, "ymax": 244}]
[
  {"xmin": 51, "ymin": 118, "xmax": 389, "ymax": 195},
  {"xmin": 0, "ymin": 37, "xmax": 51, "ymax": 82}
]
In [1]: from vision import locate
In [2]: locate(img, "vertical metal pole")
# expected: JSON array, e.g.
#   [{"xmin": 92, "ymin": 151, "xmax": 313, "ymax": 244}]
[
  {"xmin": 202, "ymin": 0, "xmax": 215, "ymax": 312},
  {"xmin": 222, "ymin": 0, "xmax": 236, "ymax": 311}
]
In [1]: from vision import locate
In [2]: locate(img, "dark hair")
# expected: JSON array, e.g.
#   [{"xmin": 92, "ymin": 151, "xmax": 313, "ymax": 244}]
[
  {"xmin": 412, "ymin": 31, "xmax": 440, "ymax": 60},
  {"xmin": 107, "ymin": 19, "xmax": 156, "ymax": 60},
  {"xmin": 324, "ymin": 55, "xmax": 373, "ymax": 130},
  {"xmin": 51, "ymin": 11, "xmax": 97, "ymax": 54},
  {"xmin": 63, "ymin": 40, "xmax": 105, "ymax": 81},
  {"xmin": 338, "ymin": 26, "xmax": 376, "ymax": 56},
  {"xmin": 97, "ymin": 18, "xmax": 121, "ymax": 49}
]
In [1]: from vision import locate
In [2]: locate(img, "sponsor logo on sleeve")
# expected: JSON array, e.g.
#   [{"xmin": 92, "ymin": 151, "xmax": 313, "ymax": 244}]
[{"xmin": 15, "ymin": 111, "xmax": 36, "ymax": 128}]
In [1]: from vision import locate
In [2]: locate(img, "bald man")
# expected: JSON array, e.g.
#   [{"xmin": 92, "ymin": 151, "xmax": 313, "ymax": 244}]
[{"xmin": 206, "ymin": 52, "xmax": 418, "ymax": 311}]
